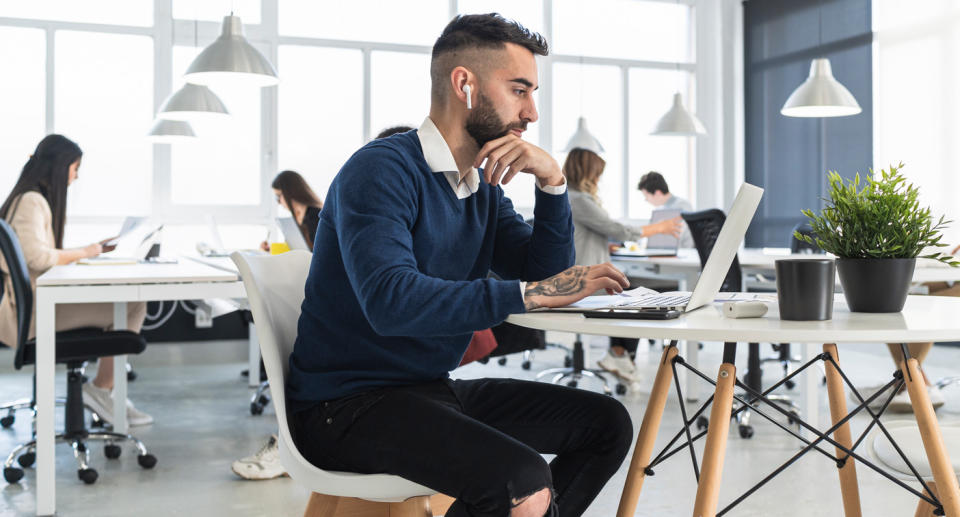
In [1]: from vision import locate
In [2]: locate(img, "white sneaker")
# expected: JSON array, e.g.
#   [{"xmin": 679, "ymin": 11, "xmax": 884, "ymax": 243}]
[
  {"xmin": 231, "ymin": 435, "xmax": 287, "ymax": 480},
  {"xmin": 125, "ymin": 398, "xmax": 154, "ymax": 427},
  {"xmin": 598, "ymin": 350, "xmax": 638, "ymax": 382},
  {"xmin": 82, "ymin": 383, "xmax": 116, "ymax": 424},
  {"xmin": 81, "ymin": 383, "xmax": 154, "ymax": 426}
]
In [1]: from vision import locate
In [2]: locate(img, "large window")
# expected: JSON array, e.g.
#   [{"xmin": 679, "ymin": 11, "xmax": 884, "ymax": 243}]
[{"xmin": 0, "ymin": 1, "xmax": 698, "ymax": 233}]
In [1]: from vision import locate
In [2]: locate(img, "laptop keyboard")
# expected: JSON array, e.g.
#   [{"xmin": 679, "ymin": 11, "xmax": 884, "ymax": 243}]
[{"xmin": 616, "ymin": 293, "xmax": 691, "ymax": 308}]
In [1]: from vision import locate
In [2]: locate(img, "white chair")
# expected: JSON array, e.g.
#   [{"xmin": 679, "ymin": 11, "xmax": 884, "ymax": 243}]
[
  {"xmin": 868, "ymin": 420, "xmax": 960, "ymax": 516},
  {"xmin": 230, "ymin": 251, "xmax": 452, "ymax": 517}
]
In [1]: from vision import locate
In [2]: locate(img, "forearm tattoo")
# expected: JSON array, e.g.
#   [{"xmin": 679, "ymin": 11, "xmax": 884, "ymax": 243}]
[{"xmin": 523, "ymin": 266, "xmax": 588, "ymax": 311}]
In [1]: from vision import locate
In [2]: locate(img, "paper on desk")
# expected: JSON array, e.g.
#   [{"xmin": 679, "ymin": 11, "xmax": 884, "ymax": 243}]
[{"xmin": 563, "ymin": 286, "xmax": 661, "ymax": 310}]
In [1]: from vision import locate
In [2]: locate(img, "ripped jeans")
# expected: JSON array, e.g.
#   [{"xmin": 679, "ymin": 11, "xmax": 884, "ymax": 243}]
[{"xmin": 292, "ymin": 378, "xmax": 633, "ymax": 517}]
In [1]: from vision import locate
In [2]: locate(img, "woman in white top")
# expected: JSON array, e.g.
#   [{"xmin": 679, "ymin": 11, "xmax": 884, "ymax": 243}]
[
  {"xmin": 0, "ymin": 135, "xmax": 152, "ymax": 426},
  {"xmin": 565, "ymin": 148, "xmax": 681, "ymax": 383}
]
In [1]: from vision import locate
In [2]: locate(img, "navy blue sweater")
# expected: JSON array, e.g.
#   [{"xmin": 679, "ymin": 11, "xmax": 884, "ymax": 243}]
[{"xmin": 287, "ymin": 131, "xmax": 575, "ymax": 407}]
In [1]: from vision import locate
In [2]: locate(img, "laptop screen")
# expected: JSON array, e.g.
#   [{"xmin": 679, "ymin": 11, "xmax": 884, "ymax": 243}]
[{"xmin": 646, "ymin": 209, "xmax": 682, "ymax": 250}]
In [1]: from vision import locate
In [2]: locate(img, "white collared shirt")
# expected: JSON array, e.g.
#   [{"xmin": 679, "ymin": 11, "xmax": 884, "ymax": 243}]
[
  {"xmin": 417, "ymin": 117, "xmax": 566, "ymax": 199},
  {"xmin": 416, "ymin": 116, "xmax": 567, "ymax": 304}
]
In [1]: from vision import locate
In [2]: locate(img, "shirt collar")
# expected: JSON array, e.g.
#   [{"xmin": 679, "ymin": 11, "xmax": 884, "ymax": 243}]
[{"xmin": 418, "ymin": 117, "xmax": 461, "ymax": 174}]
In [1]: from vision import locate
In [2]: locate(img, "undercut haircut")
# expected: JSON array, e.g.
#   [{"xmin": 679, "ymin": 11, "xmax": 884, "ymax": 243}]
[{"xmin": 430, "ymin": 13, "xmax": 548, "ymax": 103}]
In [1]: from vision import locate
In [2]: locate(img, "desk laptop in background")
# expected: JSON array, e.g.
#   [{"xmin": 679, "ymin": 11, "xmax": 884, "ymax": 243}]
[
  {"xmin": 543, "ymin": 183, "xmax": 764, "ymax": 319},
  {"xmin": 612, "ymin": 208, "xmax": 682, "ymax": 257},
  {"xmin": 277, "ymin": 217, "xmax": 310, "ymax": 250}
]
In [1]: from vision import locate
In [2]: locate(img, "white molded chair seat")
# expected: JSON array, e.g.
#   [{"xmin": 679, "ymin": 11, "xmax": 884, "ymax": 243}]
[
  {"xmin": 870, "ymin": 420, "xmax": 960, "ymax": 481},
  {"xmin": 230, "ymin": 251, "xmax": 437, "ymax": 509}
]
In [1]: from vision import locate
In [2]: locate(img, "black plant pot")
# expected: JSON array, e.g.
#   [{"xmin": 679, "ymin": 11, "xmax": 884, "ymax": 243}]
[{"xmin": 836, "ymin": 258, "xmax": 916, "ymax": 312}]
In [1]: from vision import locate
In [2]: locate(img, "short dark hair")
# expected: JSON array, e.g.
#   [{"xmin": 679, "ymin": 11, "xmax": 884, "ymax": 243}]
[
  {"xmin": 375, "ymin": 125, "xmax": 414, "ymax": 139},
  {"xmin": 638, "ymin": 171, "xmax": 670, "ymax": 194},
  {"xmin": 430, "ymin": 13, "xmax": 548, "ymax": 102}
]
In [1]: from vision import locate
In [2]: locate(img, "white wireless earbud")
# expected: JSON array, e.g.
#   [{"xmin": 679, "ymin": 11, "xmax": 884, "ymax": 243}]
[{"xmin": 463, "ymin": 84, "xmax": 472, "ymax": 110}]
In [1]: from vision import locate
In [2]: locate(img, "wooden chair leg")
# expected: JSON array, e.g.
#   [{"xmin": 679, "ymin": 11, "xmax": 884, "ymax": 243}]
[
  {"xmin": 303, "ymin": 493, "xmax": 341, "ymax": 517},
  {"xmin": 691, "ymin": 362, "xmax": 736, "ymax": 517},
  {"xmin": 616, "ymin": 345, "xmax": 680, "ymax": 517},
  {"xmin": 902, "ymin": 356, "xmax": 960, "ymax": 517},
  {"xmin": 823, "ymin": 343, "xmax": 863, "ymax": 517},
  {"xmin": 429, "ymin": 494, "xmax": 454, "ymax": 516},
  {"xmin": 915, "ymin": 482, "xmax": 940, "ymax": 517}
]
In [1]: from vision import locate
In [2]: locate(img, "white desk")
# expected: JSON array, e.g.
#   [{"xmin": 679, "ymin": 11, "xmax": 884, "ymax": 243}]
[
  {"xmin": 611, "ymin": 249, "xmax": 960, "ymax": 401},
  {"xmin": 34, "ymin": 261, "xmax": 245, "ymax": 516},
  {"xmin": 509, "ymin": 295, "xmax": 960, "ymax": 516}
]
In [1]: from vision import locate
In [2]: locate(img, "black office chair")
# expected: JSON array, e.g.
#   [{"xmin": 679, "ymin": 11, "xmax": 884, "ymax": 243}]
[
  {"xmin": 682, "ymin": 209, "xmax": 799, "ymax": 438},
  {"xmin": 0, "ymin": 220, "xmax": 156, "ymax": 485}
]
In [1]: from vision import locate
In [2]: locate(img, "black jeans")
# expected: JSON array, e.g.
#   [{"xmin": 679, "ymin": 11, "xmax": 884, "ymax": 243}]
[{"xmin": 292, "ymin": 378, "xmax": 633, "ymax": 517}]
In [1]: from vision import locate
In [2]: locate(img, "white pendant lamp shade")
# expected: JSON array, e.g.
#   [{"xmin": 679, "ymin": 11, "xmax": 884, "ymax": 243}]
[
  {"xmin": 147, "ymin": 119, "xmax": 196, "ymax": 142},
  {"xmin": 157, "ymin": 83, "xmax": 229, "ymax": 121},
  {"xmin": 781, "ymin": 58, "xmax": 861, "ymax": 118},
  {"xmin": 651, "ymin": 93, "xmax": 706, "ymax": 136},
  {"xmin": 183, "ymin": 15, "xmax": 279, "ymax": 88},
  {"xmin": 563, "ymin": 117, "xmax": 605, "ymax": 154}
]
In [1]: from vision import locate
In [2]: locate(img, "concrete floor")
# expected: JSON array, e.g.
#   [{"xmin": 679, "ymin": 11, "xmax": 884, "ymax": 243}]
[{"xmin": 0, "ymin": 334, "xmax": 958, "ymax": 516}]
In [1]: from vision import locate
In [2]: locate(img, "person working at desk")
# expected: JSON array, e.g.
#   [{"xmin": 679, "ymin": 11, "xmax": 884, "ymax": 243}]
[
  {"xmin": 288, "ymin": 14, "xmax": 633, "ymax": 516},
  {"xmin": 566, "ymin": 148, "xmax": 681, "ymax": 384},
  {"xmin": 0, "ymin": 134, "xmax": 152, "ymax": 426},
  {"xmin": 259, "ymin": 170, "xmax": 324, "ymax": 252},
  {"xmin": 638, "ymin": 170, "xmax": 694, "ymax": 249}
]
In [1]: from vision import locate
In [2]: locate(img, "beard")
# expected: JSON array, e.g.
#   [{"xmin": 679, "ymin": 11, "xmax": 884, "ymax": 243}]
[{"xmin": 465, "ymin": 92, "xmax": 527, "ymax": 147}]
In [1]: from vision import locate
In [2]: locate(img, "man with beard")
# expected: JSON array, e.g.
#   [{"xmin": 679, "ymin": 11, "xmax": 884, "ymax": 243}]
[{"xmin": 288, "ymin": 14, "xmax": 633, "ymax": 517}]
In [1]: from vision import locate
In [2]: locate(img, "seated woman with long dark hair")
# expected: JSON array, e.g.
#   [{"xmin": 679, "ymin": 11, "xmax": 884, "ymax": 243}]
[
  {"xmin": 260, "ymin": 170, "xmax": 324, "ymax": 252},
  {"xmin": 0, "ymin": 134, "xmax": 152, "ymax": 426}
]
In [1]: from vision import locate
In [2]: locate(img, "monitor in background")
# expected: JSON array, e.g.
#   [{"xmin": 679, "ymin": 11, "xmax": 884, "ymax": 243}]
[
  {"xmin": 645, "ymin": 208, "xmax": 682, "ymax": 251},
  {"xmin": 277, "ymin": 217, "xmax": 309, "ymax": 251}
]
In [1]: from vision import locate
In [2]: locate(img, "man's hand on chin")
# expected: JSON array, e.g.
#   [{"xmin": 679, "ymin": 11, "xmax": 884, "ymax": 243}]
[{"xmin": 473, "ymin": 134, "xmax": 563, "ymax": 187}]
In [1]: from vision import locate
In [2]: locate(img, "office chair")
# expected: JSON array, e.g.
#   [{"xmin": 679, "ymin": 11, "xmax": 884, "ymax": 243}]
[
  {"xmin": 231, "ymin": 250, "xmax": 454, "ymax": 516},
  {"xmin": 682, "ymin": 209, "xmax": 799, "ymax": 438},
  {"xmin": 534, "ymin": 333, "xmax": 626, "ymax": 395},
  {"xmin": 486, "ymin": 322, "xmax": 572, "ymax": 371},
  {"xmin": 0, "ymin": 220, "xmax": 156, "ymax": 485}
]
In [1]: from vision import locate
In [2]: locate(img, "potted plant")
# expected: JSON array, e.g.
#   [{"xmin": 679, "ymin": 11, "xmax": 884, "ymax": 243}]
[{"xmin": 796, "ymin": 163, "xmax": 958, "ymax": 312}]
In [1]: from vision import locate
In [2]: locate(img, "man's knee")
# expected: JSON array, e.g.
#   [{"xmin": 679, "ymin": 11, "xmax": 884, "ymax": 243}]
[
  {"xmin": 595, "ymin": 395, "xmax": 634, "ymax": 456},
  {"xmin": 510, "ymin": 487, "xmax": 553, "ymax": 517}
]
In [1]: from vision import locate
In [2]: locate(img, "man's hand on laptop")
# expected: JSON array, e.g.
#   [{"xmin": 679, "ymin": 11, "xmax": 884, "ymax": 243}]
[{"xmin": 523, "ymin": 264, "xmax": 629, "ymax": 311}]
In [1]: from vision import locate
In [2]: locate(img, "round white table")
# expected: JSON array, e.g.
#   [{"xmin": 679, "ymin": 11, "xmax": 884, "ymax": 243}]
[{"xmin": 507, "ymin": 295, "xmax": 960, "ymax": 517}]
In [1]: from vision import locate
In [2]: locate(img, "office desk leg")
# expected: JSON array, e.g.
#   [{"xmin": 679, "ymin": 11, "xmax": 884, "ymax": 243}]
[
  {"xmin": 616, "ymin": 344, "xmax": 679, "ymax": 517},
  {"xmin": 823, "ymin": 343, "xmax": 862, "ymax": 517},
  {"xmin": 691, "ymin": 352, "xmax": 737, "ymax": 517},
  {"xmin": 901, "ymin": 351, "xmax": 960, "ymax": 517},
  {"xmin": 36, "ymin": 292, "xmax": 56, "ymax": 516},
  {"xmin": 113, "ymin": 302, "xmax": 128, "ymax": 435}
]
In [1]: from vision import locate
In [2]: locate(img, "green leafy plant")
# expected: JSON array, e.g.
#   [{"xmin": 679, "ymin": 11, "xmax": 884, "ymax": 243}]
[{"xmin": 796, "ymin": 162, "xmax": 959, "ymax": 266}]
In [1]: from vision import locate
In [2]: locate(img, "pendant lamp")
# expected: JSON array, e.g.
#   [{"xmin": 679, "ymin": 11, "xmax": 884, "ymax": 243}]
[
  {"xmin": 651, "ymin": 93, "xmax": 706, "ymax": 136},
  {"xmin": 563, "ymin": 117, "xmax": 604, "ymax": 154},
  {"xmin": 781, "ymin": 58, "xmax": 861, "ymax": 117},
  {"xmin": 184, "ymin": 14, "xmax": 279, "ymax": 87},
  {"xmin": 157, "ymin": 83, "xmax": 229, "ymax": 121},
  {"xmin": 147, "ymin": 119, "xmax": 196, "ymax": 142}
]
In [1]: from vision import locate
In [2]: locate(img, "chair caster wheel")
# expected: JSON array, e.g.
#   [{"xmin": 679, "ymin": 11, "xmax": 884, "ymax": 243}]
[
  {"xmin": 90, "ymin": 414, "xmax": 106, "ymax": 428},
  {"xmin": 497, "ymin": 357, "xmax": 507, "ymax": 366},
  {"xmin": 696, "ymin": 416, "xmax": 709, "ymax": 432},
  {"xmin": 615, "ymin": 383, "xmax": 628, "ymax": 395},
  {"xmin": 104, "ymin": 444, "xmax": 122, "ymax": 459},
  {"xmin": 477, "ymin": 357, "xmax": 489, "ymax": 364},
  {"xmin": 564, "ymin": 356, "xmax": 572, "ymax": 368},
  {"xmin": 785, "ymin": 379, "xmax": 796, "ymax": 390},
  {"xmin": 137, "ymin": 454, "xmax": 157, "ymax": 469},
  {"xmin": 17, "ymin": 452, "xmax": 35, "ymax": 468},
  {"xmin": 787, "ymin": 410, "xmax": 801, "ymax": 427},
  {"xmin": 0, "ymin": 415, "xmax": 14, "ymax": 428},
  {"xmin": 250, "ymin": 402, "xmax": 264, "ymax": 415},
  {"xmin": 566, "ymin": 380, "xmax": 578, "ymax": 388},
  {"xmin": 738, "ymin": 424, "xmax": 754, "ymax": 439},
  {"xmin": 521, "ymin": 360, "xmax": 531, "ymax": 370},
  {"xmin": 126, "ymin": 370, "xmax": 138, "ymax": 382},
  {"xmin": 78, "ymin": 468, "xmax": 98, "ymax": 484},
  {"xmin": 4, "ymin": 467, "xmax": 23, "ymax": 483}
]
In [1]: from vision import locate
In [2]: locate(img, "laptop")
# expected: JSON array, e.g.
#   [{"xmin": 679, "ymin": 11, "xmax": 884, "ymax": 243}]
[
  {"xmin": 552, "ymin": 183, "xmax": 764, "ymax": 318},
  {"xmin": 612, "ymin": 208, "xmax": 682, "ymax": 257},
  {"xmin": 277, "ymin": 217, "xmax": 310, "ymax": 250}
]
